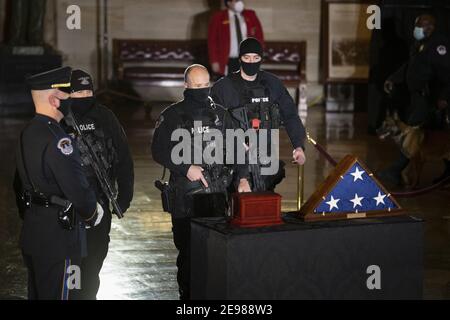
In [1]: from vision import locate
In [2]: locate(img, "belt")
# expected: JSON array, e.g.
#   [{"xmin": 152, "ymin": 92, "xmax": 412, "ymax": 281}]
[
  {"xmin": 23, "ymin": 191, "xmax": 70, "ymax": 210},
  {"xmin": 24, "ymin": 191, "xmax": 51, "ymax": 208}
]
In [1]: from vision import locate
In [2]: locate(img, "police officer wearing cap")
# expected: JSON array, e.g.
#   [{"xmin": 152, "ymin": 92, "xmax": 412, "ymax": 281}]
[
  {"xmin": 62, "ymin": 69, "xmax": 134, "ymax": 300},
  {"xmin": 211, "ymin": 37, "xmax": 307, "ymax": 192},
  {"xmin": 382, "ymin": 14, "xmax": 450, "ymax": 185},
  {"xmin": 13, "ymin": 66, "xmax": 104, "ymax": 300},
  {"xmin": 151, "ymin": 64, "xmax": 239, "ymax": 300}
]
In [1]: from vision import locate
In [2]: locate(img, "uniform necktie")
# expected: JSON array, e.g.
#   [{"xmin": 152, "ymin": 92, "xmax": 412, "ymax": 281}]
[{"xmin": 235, "ymin": 14, "xmax": 243, "ymax": 45}]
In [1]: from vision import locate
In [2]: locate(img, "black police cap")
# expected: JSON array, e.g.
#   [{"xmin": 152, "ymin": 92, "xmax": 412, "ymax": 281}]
[
  {"xmin": 26, "ymin": 66, "xmax": 72, "ymax": 91},
  {"xmin": 70, "ymin": 69, "xmax": 94, "ymax": 93}
]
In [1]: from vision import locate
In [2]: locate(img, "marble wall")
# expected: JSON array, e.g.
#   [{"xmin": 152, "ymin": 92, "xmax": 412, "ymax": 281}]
[{"xmin": 1, "ymin": 0, "xmax": 323, "ymax": 99}]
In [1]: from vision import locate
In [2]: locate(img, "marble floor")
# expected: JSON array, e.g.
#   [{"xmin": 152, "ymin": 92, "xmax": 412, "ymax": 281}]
[{"xmin": 0, "ymin": 101, "xmax": 449, "ymax": 300}]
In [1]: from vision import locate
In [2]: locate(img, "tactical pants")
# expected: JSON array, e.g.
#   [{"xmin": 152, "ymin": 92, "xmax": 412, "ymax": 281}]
[
  {"xmin": 23, "ymin": 253, "xmax": 80, "ymax": 300},
  {"xmin": 171, "ymin": 217, "xmax": 191, "ymax": 300},
  {"xmin": 70, "ymin": 211, "xmax": 111, "ymax": 300},
  {"xmin": 406, "ymin": 92, "xmax": 431, "ymax": 127},
  {"xmin": 367, "ymin": 83, "xmax": 386, "ymax": 131}
]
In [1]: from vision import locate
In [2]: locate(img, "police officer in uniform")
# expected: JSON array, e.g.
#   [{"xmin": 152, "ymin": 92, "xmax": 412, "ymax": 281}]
[
  {"xmin": 211, "ymin": 37, "xmax": 307, "ymax": 192},
  {"xmin": 13, "ymin": 66, "xmax": 103, "ymax": 300},
  {"xmin": 151, "ymin": 64, "xmax": 237, "ymax": 300},
  {"xmin": 383, "ymin": 14, "xmax": 450, "ymax": 185},
  {"xmin": 64, "ymin": 69, "xmax": 134, "ymax": 300}
]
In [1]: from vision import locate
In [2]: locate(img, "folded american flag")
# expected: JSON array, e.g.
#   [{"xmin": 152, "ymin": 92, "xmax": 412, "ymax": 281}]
[
  {"xmin": 315, "ymin": 162, "xmax": 398, "ymax": 214},
  {"xmin": 300, "ymin": 155, "xmax": 403, "ymax": 221}
]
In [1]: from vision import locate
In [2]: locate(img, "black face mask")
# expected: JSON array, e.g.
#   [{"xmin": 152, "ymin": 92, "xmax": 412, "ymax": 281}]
[
  {"xmin": 58, "ymin": 97, "xmax": 73, "ymax": 117},
  {"xmin": 240, "ymin": 61, "xmax": 261, "ymax": 77},
  {"xmin": 184, "ymin": 87, "xmax": 211, "ymax": 103},
  {"xmin": 71, "ymin": 96, "xmax": 95, "ymax": 117}
]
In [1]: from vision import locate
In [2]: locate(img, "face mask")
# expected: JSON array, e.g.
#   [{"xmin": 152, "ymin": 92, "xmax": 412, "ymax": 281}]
[
  {"xmin": 240, "ymin": 60, "xmax": 261, "ymax": 77},
  {"xmin": 234, "ymin": 1, "xmax": 244, "ymax": 13},
  {"xmin": 57, "ymin": 97, "xmax": 73, "ymax": 117},
  {"xmin": 71, "ymin": 96, "xmax": 95, "ymax": 117},
  {"xmin": 413, "ymin": 26, "xmax": 425, "ymax": 41},
  {"xmin": 184, "ymin": 87, "xmax": 210, "ymax": 103}
]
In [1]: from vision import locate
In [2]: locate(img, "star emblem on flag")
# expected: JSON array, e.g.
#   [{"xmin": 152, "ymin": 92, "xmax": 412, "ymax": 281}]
[
  {"xmin": 350, "ymin": 194, "xmax": 364, "ymax": 208},
  {"xmin": 300, "ymin": 155, "xmax": 403, "ymax": 221},
  {"xmin": 373, "ymin": 192, "xmax": 386, "ymax": 206},
  {"xmin": 326, "ymin": 196, "xmax": 340, "ymax": 210},
  {"xmin": 350, "ymin": 167, "xmax": 365, "ymax": 182}
]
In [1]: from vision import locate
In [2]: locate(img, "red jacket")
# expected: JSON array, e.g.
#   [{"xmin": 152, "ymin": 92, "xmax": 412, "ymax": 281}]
[{"xmin": 208, "ymin": 9, "xmax": 264, "ymax": 75}]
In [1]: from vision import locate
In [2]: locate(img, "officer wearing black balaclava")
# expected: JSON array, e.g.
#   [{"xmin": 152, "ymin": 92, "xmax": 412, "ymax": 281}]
[
  {"xmin": 151, "ymin": 64, "xmax": 238, "ymax": 300},
  {"xmin": 63, "ymin": 69, "xmax": 135, "ymax": 300},
  {"xmin": 211, "ymin": 37, "xmax": 306, "ymax": 192}
]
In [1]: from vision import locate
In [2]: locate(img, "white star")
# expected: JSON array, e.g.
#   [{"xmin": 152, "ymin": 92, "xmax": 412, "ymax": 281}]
[
  {"xmin": 373, "ymin": 192, "xmax": 386, "ymax": 206},
  {"xmin": 326, "ymin": 196, "xmax": 340, "ymax": 210},
  {"xmin": 350, "ymin": 167, "xmax": 365, "ymax": 182},
  {"xmin": 350, "ymin": 193, "xmax": 364, "ymax": 208}
]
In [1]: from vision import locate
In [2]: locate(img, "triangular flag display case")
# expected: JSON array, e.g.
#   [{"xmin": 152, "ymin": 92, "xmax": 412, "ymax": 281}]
[{"xmin": 299, "ymin": 155, "xmax": 404, "ymax": 221}]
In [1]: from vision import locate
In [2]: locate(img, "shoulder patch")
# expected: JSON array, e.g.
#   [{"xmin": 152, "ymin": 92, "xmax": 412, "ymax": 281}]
[
  {"xmin": 57, "ymin": 137, "xmax": 74, "ymax": 156},
  {"xmin": 437, "ymin": 45, "xmax": 447, "ymax": 56},
  {"xmin": 155, "ymin": 115, "xmax": 164, "ymax": 129}
]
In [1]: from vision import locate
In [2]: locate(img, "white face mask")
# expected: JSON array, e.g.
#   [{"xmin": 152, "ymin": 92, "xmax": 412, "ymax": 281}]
[
  {"xmin": 413, "ymin": 26, "xmax": 425, "ymax": 41},
  {"xmin": 234, "ymin": 1, "xmax": 244, "ymax": 13}
]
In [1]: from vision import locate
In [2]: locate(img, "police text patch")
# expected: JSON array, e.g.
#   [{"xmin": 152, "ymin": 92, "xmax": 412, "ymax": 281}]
[{"xmin": 57, "ymin": 138, "xmax": 74, "ymax": 156}]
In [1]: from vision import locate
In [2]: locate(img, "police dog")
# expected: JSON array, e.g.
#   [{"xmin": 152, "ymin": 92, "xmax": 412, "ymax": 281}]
[{"xmin": 377, "ymin": 111, "xmax": 450, "ymax": 188}]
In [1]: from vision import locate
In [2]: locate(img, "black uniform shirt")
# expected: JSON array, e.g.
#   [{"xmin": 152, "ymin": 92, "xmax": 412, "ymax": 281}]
[
  {"xmin": 14, "ymin": 114, "xmax": 97, "ymax": 259},
  {"xmin": 211, "ymin": 70, "xmax": 306, "ymax": 150},
  {"xmin": 151, "ymin": 92, "xmax": 234, "ymax": 179},
  {"xmin": 390, "ymin": 33, "xmax": 450, "ymax": 101},
  {"xmin": 152, "ymin": 92, "xmax": 241, "ymax": 218}
]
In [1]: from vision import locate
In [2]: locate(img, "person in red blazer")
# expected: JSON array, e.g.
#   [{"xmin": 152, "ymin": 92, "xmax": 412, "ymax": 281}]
[{"xmin": 208, "ymin": 0, "xmax": 264, "ymax": 76}]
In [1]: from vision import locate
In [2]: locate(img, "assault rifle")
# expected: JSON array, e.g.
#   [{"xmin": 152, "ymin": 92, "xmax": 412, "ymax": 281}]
[
  {"xmin": 228, "ymin": 106, "xmax": 266, "ymax": 191},
  {"xmin": 65, "ymin": 111, "xmax": 124, "ymax": 219}
]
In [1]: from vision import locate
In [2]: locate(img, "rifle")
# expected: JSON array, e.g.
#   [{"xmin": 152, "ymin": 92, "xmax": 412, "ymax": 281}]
[
  {"xmin": 229, "ymin": 106, "xmax": 265, "ymax": 191},
  {"xmin": 187, "ymin": 165, "xmax": 233, "ymax": 195},
  {"xmin": 185, "ymin": 165, "xmax": 232, "ymax": 218},
  {"xmin": 65, "ymin": 111, "xmax": 124, "ymax": 219}
]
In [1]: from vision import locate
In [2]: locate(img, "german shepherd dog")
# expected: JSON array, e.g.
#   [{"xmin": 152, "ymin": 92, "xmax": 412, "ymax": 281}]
[{"xmin": 377, "ymin": 111, "xmax": 450, "ymax": 188}]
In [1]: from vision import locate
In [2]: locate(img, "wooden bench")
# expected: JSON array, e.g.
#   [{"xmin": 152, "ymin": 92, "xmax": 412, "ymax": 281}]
[{"xmin": 113, "ymin": 39, "xmax": 307, "ymax": 108}]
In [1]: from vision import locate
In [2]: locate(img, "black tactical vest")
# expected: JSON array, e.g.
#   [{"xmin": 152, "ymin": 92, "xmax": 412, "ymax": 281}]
[
  {"xmin": 170, "ymin": 99, "xmax": 231, "ymax": 218},
  {"xmin": 67, "ymin": 112, "xmax": 118, "ymax": 197},
  {"xmin": 174, "ymin": 99, "xmax": 226, "ymax": 166},
  {"xmin": 230, "ymin": 73, "xmax": 280, "ymax": 130}
]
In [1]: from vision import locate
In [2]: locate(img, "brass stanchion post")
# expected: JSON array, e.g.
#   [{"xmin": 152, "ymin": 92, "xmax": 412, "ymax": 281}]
[
  {"xmin": 297, "ymin": 163, "xmax": 305, "ymax": 211},
  {"xmin": 296, "ymin": 131, "xmax": 316, "ymax": 211}
]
